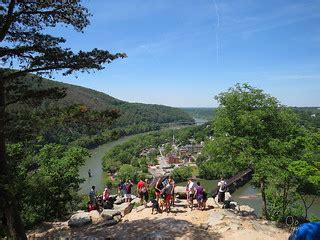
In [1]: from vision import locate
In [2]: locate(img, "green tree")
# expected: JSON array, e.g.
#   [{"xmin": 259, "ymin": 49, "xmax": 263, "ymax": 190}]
[
  {"xmin": 117, "ymin": 164, "xmax": 139, "ymax": 183},
  {"xmin": 202, "ymin": 83, "xmax": 309, "ymax": 219},
  {"xmin": 0, "ymin": 1, "xmax": 126, "ymax": 238},
  {"xmin": 8, "ymin": 144, "xmax": 90, "ymax": 225},
  {"xmin": 171, "ymin": 166, "xmax": 192, "ymax": 182}
]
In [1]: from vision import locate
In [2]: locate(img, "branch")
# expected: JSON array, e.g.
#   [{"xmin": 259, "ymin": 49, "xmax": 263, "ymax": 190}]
[{"xmin": 0, "ymin": 0, "xmax": 15, "ymax": 42}]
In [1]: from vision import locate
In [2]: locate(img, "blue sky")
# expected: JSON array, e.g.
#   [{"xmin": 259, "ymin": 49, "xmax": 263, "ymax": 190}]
[{"xmin": 53, "ymin": 0, "xmax": 320, "ymax": 107}]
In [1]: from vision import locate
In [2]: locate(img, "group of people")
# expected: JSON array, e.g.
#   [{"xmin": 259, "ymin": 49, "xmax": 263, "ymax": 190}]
[
  {"xmin": 186, "ymin": 178, "xmax": 208, "ymax": 210},
  {"xmin": 88, "ymin": 176, "xmax": 229, "ymax": 213}
]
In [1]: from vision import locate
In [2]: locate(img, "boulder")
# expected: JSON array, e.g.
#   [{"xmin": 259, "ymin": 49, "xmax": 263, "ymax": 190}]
[
  {"xmin": 113, "ymin": 215, "xmax": 122, "ymax": 223},
  {"xmin": 175, "ymin": 186, "xmax": 187, "ymax": 199},
  {"xmin": 113, "ymin": 202, "xmax": 134, "ymax": 216},
  {"xmin": 114, "ymin": 197, "xmax": 125, "ymax": 205},
  {"xmin": 103, "ymin": 200, "xmax": 113, "ymax": 209},
  {"xmin": 239, "ymin": 205, "xmax": 255, "ymax": 217},
  {"xmin": 131, "ymin": 197, "xmax": 141, "ymax": 205},
  {"xmin": 101, "ymin": 209, "xmax": 121, "ymax": 220},
  {"xmin": 206, "ymin": 197, "xmax": 219, "ymax": 208},
  {"xmin": 109, "ymin": 194, "xmax": 118, "ymax": 201},
  {"xmin": 68, "ymin": 212, "xmax": 92, "ymax": 227},
  {"xmin": 88, "ymin": 210, "xmax": 103, "ymax": 223},
  {"xmin": 100, "ymin": 219, "xmax": 118, "ymax": 227}
]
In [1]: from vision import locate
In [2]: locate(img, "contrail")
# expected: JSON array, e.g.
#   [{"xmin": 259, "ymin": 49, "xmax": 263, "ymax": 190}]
[{"xmin": 212, "ymin": 0, "xmax": 220, "ymax": 64}]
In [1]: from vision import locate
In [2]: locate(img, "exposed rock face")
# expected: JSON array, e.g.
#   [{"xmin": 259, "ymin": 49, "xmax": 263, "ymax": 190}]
[
  {"xmin": 206, "ymin": 197, "xmax": 219, "ymax": 208},
  {"xmin": 175, "ymin": 186, "xmax": 187, "ymax": 199},
  {"xmin": 114, "ymin": 197, "xmax": 125, "ymax": 205},
  {"xmin": 101, "ymin": 209, "xmax": 121, "ymax": 218},
  {"xmin": 68, "ymin": 212, "xmax": 92, "ymax": 227},
  {"xmin": 113, "ymin": 202, "xmax": 134, "ymax": 216},
  {"xmin": 88, "ymin": 210, "xmax": 102, "ymax": 224},
  {"xmin": 131, "ymin": 197, "xmax": 141, "ymax": 205}
]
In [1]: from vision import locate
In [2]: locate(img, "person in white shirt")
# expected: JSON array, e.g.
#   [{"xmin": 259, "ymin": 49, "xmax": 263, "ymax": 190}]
[
  {"xmin": 187, "ymin": 178, "xmax": 196, "ymax": 209},
  {"xmin": 217, "ymin": 177, "xmax": 227, "ymax": 203}
]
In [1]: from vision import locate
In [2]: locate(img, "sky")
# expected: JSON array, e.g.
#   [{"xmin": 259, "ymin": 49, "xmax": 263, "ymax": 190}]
[{"xmin": 52, "ymin": 0, "xmax": 320, "ymax": 107}]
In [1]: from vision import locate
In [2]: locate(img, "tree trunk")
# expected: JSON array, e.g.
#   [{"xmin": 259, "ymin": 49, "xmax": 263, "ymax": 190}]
[
  {"xmin": 0, "ymin": 75, "xmax": 27, "ymax": 239},
  {"xmin": 260, "ymin": 178, "xmax": 268, "ymax": 219}
]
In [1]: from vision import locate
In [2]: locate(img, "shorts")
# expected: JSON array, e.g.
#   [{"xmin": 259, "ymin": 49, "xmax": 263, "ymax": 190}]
[
  {"xmin": 165, "ymin": 194, "xmax": 172, "ymax": 202},
  {"xmin": 155, "ymin": 191, "xmax": 161, "ymax": 197},
  {"xmin": 196, "ymin": 195, "xmax": 203, "ymax": 202},
  {"xmin": 139, "ymin": 191, "xmax": 149, "ymax": 202},
  {"xmin": 124, "ymin": 194, "xmax": 131, "ymax": 199}
]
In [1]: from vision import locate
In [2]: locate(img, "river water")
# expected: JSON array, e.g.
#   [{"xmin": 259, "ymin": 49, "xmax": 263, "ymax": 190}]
[
  {"xmin": 78, "ymin": 135, "xmax": 136, "ymax": 195},
  {"xmin": 78, "ymin": 119, "xmax": 319, "ymax": 218}
]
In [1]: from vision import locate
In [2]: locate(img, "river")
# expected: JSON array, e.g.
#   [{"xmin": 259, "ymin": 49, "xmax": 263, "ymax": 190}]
[{"xmin": 78, "ymin": 135, "xmax": 136, "ymax": 195}]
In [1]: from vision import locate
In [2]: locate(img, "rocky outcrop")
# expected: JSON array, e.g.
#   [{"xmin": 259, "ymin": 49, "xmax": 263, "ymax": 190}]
[
  {"xmin": 175, "ymin": 186, "xmax": 187, "ymax": 199},
  {"xmin": 68, "ymin": 212, "xmax": 92, "ymax": 227},
  {"xmin": 113, "ymin": 202, "xmax": 134, "ymax": 216}
]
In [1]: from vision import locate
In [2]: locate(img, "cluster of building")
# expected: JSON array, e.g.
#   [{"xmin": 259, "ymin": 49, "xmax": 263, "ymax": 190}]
[{"xmin": 165, "ymin": 143, "xmax": 203, "ymax": 164}]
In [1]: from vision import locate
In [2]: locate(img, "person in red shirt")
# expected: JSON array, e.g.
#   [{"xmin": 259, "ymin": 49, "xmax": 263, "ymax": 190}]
[{"xmin": 137, "ymin": 178, "xmax": 148, "ymax": 207}]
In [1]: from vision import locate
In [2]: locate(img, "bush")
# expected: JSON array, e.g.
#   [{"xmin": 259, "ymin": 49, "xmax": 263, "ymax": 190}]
[{"xmin": 171, "ymin": 166, "xmax": 192, "ymax": 183}]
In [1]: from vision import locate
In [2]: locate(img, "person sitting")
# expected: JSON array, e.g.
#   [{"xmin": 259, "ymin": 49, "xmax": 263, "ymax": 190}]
[{"xmin": 102, "ymin": 186, "xmax": 110, "ymax": 202}]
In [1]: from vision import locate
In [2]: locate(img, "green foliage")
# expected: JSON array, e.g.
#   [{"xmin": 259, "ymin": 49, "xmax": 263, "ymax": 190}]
[
  {"xmin": 200, "ymin": 83, "xmax": 319, "ymax": 221},
  {"xmin": 171, "ymin": 166, "xmax": 193, "ymax": 182},
  {"xmin": 117, "ymin": 164, "xmax": 139, "ymax": 183},
  {"xmin": 10, "ymin": 144, "xmax": 89, "ymax": 226}
]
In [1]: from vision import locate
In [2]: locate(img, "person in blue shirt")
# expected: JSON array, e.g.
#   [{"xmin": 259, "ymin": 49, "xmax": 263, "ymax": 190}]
[{"xmin": 289, "ymin": 222, "xmax": 320, "ymax": 240}]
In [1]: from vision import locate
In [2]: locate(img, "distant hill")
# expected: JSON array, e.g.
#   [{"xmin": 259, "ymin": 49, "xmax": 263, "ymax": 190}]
[{"xmin": 21, "ymin": 75, "xmax": 194, "ymax": 127}]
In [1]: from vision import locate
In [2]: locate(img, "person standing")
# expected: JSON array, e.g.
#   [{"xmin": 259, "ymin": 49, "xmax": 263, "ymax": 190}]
[
  {"xmin": 155, "ymin": 177, "xmax": 163, "ymax": 204},
  {"xmin": 123, "ymin": 179, "xmax": 133, "ymax": 202},
  {"xmin": 88, "ymin": 169, "xmax": 92, "ymax": 178},
  {"xmin": 218, "ymin": 177, "xmax": 227, "ymax": 203},
  {"xmin": 117, "ymin": 180, "xmax": 124, "ymax": 197},
  {"xmin": 162, "ymin": 178, "xmax": 174, "ymax": 213},
  {"xmin": 89, "ymin": 185, "xmax": 97, "ymax": 207},
  {"xmin": 187, "ymin": 178, "xmax": 196, "ymax": 209},
  {"xmin": 168, "ymin": 176, "xmax": 175, "ymax": 207},
  {"xmin": 137, "ymin": 178, "xmax": 148, "ymax": 207},
  {"xmin": 195, "ymin": 181, "xmax": 204, "ymax": 210}
]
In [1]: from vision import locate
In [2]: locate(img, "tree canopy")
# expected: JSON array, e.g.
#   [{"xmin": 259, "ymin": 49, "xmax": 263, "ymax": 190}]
[
  {"xmin": 0, "ymin": 1, "xmax": 126, "ymax": 238},
  {"xmin": 200, "ymin": 83, "xmax": 319, "ymax": 220}
]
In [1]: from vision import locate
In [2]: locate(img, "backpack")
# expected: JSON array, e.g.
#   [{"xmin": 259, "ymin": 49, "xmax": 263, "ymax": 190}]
[{"xmin": 220, "ymin": 181, "xmax": 227, "ymax": 192}]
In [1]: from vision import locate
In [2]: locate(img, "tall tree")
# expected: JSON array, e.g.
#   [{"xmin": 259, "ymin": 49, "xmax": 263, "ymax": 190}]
[
  {"xmin": 202, "ymin": 83, "xmax": 306, "ymax": 219},
  {"xmin": 0, "ymin": 1, "xmax": 126, "ymax": 238}
]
